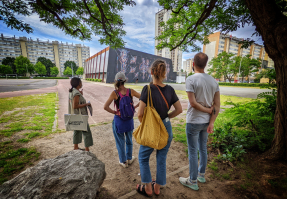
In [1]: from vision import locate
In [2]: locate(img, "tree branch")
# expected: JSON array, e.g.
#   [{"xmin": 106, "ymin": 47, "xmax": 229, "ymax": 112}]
[{"xmin": 82, "ymin": 0, "xmax": 102, "ymax": 24}]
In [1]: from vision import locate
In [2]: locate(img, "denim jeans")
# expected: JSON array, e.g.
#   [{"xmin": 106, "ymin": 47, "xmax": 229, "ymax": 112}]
[
  {"xmin": 186, "ymin": 123, "xmax": 209, "ymax": 181},
  {"xmin": 138, "ymin": 118, "xmax": 173, "ymax": 186},
  {"xmin": 112, "ymin": 120, "xmax": 133, "ymax": 163}
]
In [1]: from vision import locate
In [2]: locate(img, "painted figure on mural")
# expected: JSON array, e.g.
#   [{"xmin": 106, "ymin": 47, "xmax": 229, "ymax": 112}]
[
  {"xmin": 165, "ymin": 62, "xmax": 170, "ymax": 80},
  {"xmin": 117, "ymin": 49, "xmax": 129, "ymax": 73},
  {"xmin": 139, "ymin": 58, "xmax": 149, "ymax": 80},
  {"xmin": 130, "ymin": 56, "xmax": 137, "ymax": 64}
]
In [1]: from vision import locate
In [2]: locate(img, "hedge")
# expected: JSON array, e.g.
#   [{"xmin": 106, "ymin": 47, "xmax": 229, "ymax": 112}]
[
  {"xmin": 218, "ymin": 82, "xmax": 277, "ymax": 88},
  {"xmin": 85, "ymin": 78, "xmax": 102, "ymax": 82},
  {"xmin": 33, "ymin": 77, "xmax": 69, "ymax": 79}
]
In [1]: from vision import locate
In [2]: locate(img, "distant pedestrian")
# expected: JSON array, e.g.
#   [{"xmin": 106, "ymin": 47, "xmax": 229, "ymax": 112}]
[
  {"xmin": 68, "ymin": 77, "xmax": 93, "ymax": 151},
  {"xmin": 136, "ymin": 60, "xmax": 182, "ymax": 197},
  {"xmin": 104, "ymin": 72, "xmax": 141, "ymax": 168},
  {"xmin": 135, "ymin": 78, "xmax": 139, "ymax": 84},
  {"xmin": 179, "ymin": 52, "xmax": 220, "ymax": 191}
]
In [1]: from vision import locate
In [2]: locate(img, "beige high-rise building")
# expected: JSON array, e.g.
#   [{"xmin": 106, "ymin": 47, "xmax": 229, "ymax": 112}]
[
  {"xmin": 155, "ymin": 9, "xmax": 182, "ymax": 72},
  {"xmin": 0, "ymin": 34, "xmax": 90, "ymax": 76},
  {"xmin": 203, "ymin": 32, "xmax": 274, "ymax": 73},
  {"xmin": 183, "ymin": 58, "xmax": 193, "ymax": 73}
]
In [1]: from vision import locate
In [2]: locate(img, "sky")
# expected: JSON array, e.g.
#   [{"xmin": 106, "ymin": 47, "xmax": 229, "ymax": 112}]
[{"xmin": 0, "ymin": 0, "xmax": 263, "ymax": 65}]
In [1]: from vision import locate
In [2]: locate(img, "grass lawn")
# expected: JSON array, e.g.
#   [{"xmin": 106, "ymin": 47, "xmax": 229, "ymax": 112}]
[{"xmin": 0, "ymin": 93, "xmax": 58, "ymax": 184}]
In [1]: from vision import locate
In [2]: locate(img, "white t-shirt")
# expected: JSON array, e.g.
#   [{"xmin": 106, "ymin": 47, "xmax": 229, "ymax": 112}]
[{"xmin": 186, "ymin": 73, "xmax": 220, "ymax": 123}]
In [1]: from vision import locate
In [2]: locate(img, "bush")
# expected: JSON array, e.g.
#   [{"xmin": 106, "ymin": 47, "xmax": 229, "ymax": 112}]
[
  {"xmin": 33, "ymin": 77, "xmax": 69, "ymax": 79},
  {"xmin": 86, "ymin": 78, "xmax": 102, "ymax": 82},
  {"xmin": 218, "ymin": 82, "xmax": 276, "ymax": 88},
  {"xmin": 210, "ymin": 89, "xmax": 276, "ymax": 162}
]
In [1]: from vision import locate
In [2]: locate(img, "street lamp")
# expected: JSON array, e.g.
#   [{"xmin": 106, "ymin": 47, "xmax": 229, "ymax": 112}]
[
  {"xmin": 71, "ymin": 63, "xmax": 74, "ymax": 77},
  {"xmin": 238, "ymin": 56, "xmax": 243, "ymax": 83}
]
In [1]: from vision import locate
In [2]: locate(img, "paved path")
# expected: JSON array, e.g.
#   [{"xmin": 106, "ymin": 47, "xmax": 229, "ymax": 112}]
[
  {"xmin": 0, "ymin": 79, "xmax": 57, "ymax": 93},
  {"xmin": 135, "ymin": 83, "xmax": 271, "ymax": 98}
]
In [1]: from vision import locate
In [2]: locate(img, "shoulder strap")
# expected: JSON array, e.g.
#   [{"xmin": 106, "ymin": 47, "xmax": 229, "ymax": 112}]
[{"xmin": 153, "ymin": 84, "xmax": 169, "ymax": 109}]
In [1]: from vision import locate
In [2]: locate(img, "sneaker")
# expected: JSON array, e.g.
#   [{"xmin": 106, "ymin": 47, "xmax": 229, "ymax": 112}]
[
  {"xmin": 119, "ymin": 161, "xmax": 128, "ymax": 168},
  {"xmin": 179, "ymin": 177, "xmax": 199, "ymax": 191},
  {"xmin": 197, "ymin": 174, "xmax": 206, "ymax": 183},
  {"xmin": 128, "ymin": 156, "xmax": 136, "ymax": 165}
]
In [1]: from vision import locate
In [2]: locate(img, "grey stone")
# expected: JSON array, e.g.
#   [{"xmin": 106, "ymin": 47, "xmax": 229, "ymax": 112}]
[{"xmin": 0, "ymin": 150, "xmax": 106, "ymax": 199}]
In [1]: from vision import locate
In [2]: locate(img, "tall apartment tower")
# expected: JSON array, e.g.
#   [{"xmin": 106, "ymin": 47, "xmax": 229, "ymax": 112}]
[
  {"xmin": 155, "ymin": 9, "xmax": 182, "ymax": 72},
  {"xmin": 183, "ymin": 58, "xmax": 193, "ymax": 73},
  {"xmin": 203, "ymin": 32, "xmax": 274, "ymax": 72},
  {"xmin": 0, "ymin": 34, "xmax": 90, "ymax": 76}
]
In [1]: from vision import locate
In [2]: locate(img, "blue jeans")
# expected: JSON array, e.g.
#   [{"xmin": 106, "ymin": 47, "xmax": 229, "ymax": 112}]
[
  {"xmin": 186, "ymin": 123, "xmax": 209, "ymax": 181},
  {"xmin": 112, "ymin": 120, "xmax": 133, "ymax": 163},
  {"xmin": 138, "ymin": 118, "xmax": 173, "ymax": 186}
]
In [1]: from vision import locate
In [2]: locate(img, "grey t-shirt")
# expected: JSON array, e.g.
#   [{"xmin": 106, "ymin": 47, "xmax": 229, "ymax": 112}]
[{"xmin": 186, "ymin": 73, "xmax": 220, "ymax": 123}]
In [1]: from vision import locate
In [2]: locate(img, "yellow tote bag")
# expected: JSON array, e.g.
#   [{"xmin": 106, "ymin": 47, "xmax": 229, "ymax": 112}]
[{"xmin": 133, "ymin": 85, "xmax": 169, "ymax": 150}]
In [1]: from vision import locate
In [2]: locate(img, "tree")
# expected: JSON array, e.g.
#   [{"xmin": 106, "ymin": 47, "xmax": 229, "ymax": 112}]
[
  {"xmin": 76, "ymin": 67, "xmax": 84, "ymax": 76},
  {"xmin": 156, "ymin": 0, "xmax": 287, "ymax": 160},
  {"xmin": 2, "ymin": 57, "xmax": 16, "ymax": 74},
  {"xmin": 63, "ymin": 67, "xmax": 72, "ymax": 76},
  {"xmin": 238, "ymin": 55, "xmax": 261, "ymax": 82},
  {"xmin": 207, "ymin": 52, "xmax": 238, "ymax": 82},
  {"xmin": 50, "ymin": 67, "xmax": 59, "ymax": 76},
  {"xmin": 14, "ymin": 56, "xmax": 34, "ymax": 76},
  {"xmin": 0, "ymin": 65, "xmax": 13, "ymax": 75},
  {"xmin": 64, "ymin": 61, "xmax": 78, "ymax": 74},
  {"xmin": 34, "ymin": 62, "xmax": 47, "ymax": 76},
  {"xmin": 256, "ymin": 68, "xmax": 276, "ymax": 84},
  {"xmin": 187, "ymin": 72, "xmax": 193, "ymax": 77},
  {"xmin": 0, "ymin": 0, "xmax": 136, "ymax": 48},
  {"xmin": 37, "ymin": 57, "xmax": 54, "ymax": 76}
]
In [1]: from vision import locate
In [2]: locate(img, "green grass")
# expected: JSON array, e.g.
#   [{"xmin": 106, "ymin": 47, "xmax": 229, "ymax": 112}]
[
  {"xmin": 0, "ymin": 93, "xmax": 58, "ymax": 184},
  {"xmin": 222, "ymin": 173, "xmax": 231, "ymax": 180},
  {"xmin": 208, "ymin": 160, "xmax": 219, "ymax": 171}
]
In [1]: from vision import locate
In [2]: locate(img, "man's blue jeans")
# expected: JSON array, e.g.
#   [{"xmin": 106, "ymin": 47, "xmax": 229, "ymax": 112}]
[
  {"xmin": 186, "ymin": 123, "xmax": 209, "ymax": 181},
  {"xmin": 112, "ymin": 120, "xmax": 133, "ymax": 163},
  {"xmin": 138, "ymin": 118, "xmax": 173, "ymax": 186}
]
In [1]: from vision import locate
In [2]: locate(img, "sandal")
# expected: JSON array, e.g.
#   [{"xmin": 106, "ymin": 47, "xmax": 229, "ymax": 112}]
[
  {"xmin": 152, "ymin": 181, "xmax": 160, "ymax": 196},
  {"xmin": 75, "ymin": 148, "xmax": 85, "ymax": 151},
  {"xmin": 136, "ymin": 184, "xmax": 152, "ymax": 197}
]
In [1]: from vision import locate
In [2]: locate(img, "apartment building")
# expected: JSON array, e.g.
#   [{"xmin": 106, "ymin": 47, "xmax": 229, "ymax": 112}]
[
  {"xmin": 183, "ymin": 58, "xmax": 193, "ymax": 73},
  {"xmin": 203, "ymin": 32, "xmax": 274, "ymax": 72},
  {"xmin": 155, "ymin": 9, "xmax": 182, "ymax": 72},
  {"xmin": 0, "ymin": 34, "xmax": 90, "ymax": 76}
]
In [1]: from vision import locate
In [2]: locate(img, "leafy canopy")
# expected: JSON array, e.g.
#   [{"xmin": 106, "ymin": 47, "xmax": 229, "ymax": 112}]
[
  {"xmin": 76, "ymin": 67, "xmax": 84, "ymax": 75},
  {"xmin": 0, "ymin": 0, "xmax": 136, "ymax": 48},
  {"xmin": 36, "ymin": 57, "xmax": 55, "ymax": 76},
  {"xmin": 64, "ymin": 61, "xmax": 78, "ymax": 73},
  {"xmin": 14, "ymin": 56, "xmax": 34, "ymax": 75},
  {"xmin": 34, "ymin": 62, "xmax": 47, "ymax": 76},
  {"xmin": 2, "ymin": 57, "xmax": 16, "ymax": 74},
  {"xmin": 63, "ymin": 67, "xmax": 72, "ymax": 76},
  {"xmin": 50, "ymin": 67, "xmax": 59, "ymax": 76},
  {"xmin": 0, "ymin": 65, "xmax": 13, "ymax": 75}
]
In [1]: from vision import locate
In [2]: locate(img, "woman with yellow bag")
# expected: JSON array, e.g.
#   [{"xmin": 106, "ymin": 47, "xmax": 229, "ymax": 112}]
[{"xmin": 135, "ymin": 60, "xmax": 182, "ymax": 197}]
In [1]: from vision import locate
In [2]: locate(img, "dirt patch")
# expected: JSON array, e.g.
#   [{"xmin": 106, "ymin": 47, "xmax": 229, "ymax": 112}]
[{"xmin": 26, "ymin": 119, "xmax": 242, "ymax": 199}]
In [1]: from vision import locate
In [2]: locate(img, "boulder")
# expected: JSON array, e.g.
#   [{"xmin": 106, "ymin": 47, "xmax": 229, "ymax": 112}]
[{"xmin": 0, "ymin": 150, "xmax": 106, "ymax": 199}]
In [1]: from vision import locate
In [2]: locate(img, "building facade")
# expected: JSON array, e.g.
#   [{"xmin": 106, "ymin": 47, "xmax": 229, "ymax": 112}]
[
  {"xmin": 183, "ymin": 58, "xmax": 193, "ymax": 73},
  {"xmin": 0, "ymin": 34, "xmax": 90, "ymax": 76},
  {"xmin": 203, "ymin": 32, "xmax": 274, "ymax": 73},
  {"xmin": 155, "ymin": 9, "xmax": 182, "ymax": 72}
]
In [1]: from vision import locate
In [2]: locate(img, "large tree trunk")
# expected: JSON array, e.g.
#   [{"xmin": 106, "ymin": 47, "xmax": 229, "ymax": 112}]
[{"xmin": 245, "ymin": 0, "xmax": 287, "ymax": 159}]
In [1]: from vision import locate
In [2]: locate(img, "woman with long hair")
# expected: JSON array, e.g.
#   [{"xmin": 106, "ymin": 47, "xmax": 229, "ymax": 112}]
[
  {"xmin": 104, "ymin": 72, "xmax": 141, "ymax": 168},
  {"xmin": 136, "ymin": 60, "xmax": 182, "ymax": 197},
  {"xmin": 68, "ymin": 77, "xmax": 93, "ymax": 151}
]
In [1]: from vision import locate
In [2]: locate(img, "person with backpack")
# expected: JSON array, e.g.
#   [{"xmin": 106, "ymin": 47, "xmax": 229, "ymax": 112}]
[
  {"xmin": 135, "ymin": 60, "xmax": 182, "ymax": 197},
  {"xmin": 104, "ymin": 72, "xmax": 141, "ymax": 168}
]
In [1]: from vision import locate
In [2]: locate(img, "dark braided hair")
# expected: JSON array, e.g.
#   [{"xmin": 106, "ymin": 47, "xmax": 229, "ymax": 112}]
[{"xmin": 69, "ymin": 77, "xmax": 82, "ymax": 92}]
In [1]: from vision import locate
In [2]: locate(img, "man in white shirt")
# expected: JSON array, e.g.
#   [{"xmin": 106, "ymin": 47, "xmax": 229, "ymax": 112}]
[{"xmin": 179, "ymin": 52, "xmax": 220, "ymax": 191}]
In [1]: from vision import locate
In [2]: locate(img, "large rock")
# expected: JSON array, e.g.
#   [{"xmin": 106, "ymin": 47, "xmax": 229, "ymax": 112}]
[{"xmin": 0, "ymin": 150, "xmax": 106, "ymax": 199}]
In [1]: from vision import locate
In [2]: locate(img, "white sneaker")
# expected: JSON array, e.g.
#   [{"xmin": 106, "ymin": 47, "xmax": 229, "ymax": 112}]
[
  {"xmin": 179, "ymin": 177, "xmax": 199, "ymax": 191},
  {"xmin": 128, "ymin": 156, "xmax": 136, "ymax": 165},
  {"xmin": 119, "ymin": 161, "xmax": 128, "ymax": 168}
]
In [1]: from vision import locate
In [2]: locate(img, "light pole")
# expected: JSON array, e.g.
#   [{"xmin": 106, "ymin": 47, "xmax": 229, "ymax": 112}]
[
  {"xmin": 238, "ymin": 56, "xmax": 243, "ymax": 83},
  {"xmin": 71, "ymin": 63, "xmax": 74, "ymax": 77}
]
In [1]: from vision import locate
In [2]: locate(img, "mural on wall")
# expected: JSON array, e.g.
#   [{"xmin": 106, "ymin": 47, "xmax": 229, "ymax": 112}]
[{"xmin": 109, "ymin": 48, "xmax": 174, "ymax": 83}]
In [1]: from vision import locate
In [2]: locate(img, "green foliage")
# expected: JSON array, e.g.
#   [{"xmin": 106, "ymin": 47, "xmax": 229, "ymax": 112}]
[
  {"xmin": 0, "ymin": 64, "xmax": 13, "ymax": 75},
  {"xmin": 218, "ymin": 82, "xmax": 277, "ymax": 88},
  {"xmin": 1, "ymin": 0, "xmax": 136, "ymax": 48},
  {"xmin": 255, "ymin": 68, "xmax": 276, "ymax": 84},
  {"xmin": 210, "ymin": 90, "xmax": 277, "ymax": 162},
  {"xmin": 36, "ymin": 57, "xmax": 55, "ymax": 76},
  {"xmin": 14, "ymin": 55, "xmax": 34, "ymax": 75},
  {"xmin": 86, "ymin": 78, "xmax": 102, "ymax": 82},
  {"xmin": 34, "ymin": 62, "xmax": 47, "ymax": 76},
  {"xmin": 50, "ymin": 67, "xmax": 59, "ymax": 76},
  {"xmin": 187, "ymin": 72, "xmax": 193, "ymax": 77},
  {"xmin": 208, "ymin": 52, "xmax": 238, "ymax": 82},
  {"xmin": 17, "ymin": 138, "xmax": 31, "ymax": 143},
  {"xmin": 76, "ymin": 67, "xmax": 84, "ymax": 75},
  {"xmin": 2, "ymin": 57, "xmax": 16, "ymax": 73},
  {"xmin": 63, "ymin": 67, "xmax": 73, "ymax": 76},
  {"xmin": 238, "ymin": 55, "xmax": 261, "ymax": 82},
  {"xmin": 64, "ymin": 61, "xmax": 78, "ymax": 74}
]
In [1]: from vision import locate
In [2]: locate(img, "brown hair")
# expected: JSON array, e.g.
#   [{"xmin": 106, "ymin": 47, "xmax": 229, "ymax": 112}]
[
  {"xmin": 114, "ymin": 80, "xmax": 125, "ymax": 90},
  {"xmin": 151, "ymin": 59, "xmax": 166, "ymax": 80},
  {"xmin": 194, "ymin": 52, "xmax": 208, "ymax": 69},
  {"xmin": 69, "ymin": 77, "xmax": 81, "ymax": 92}
]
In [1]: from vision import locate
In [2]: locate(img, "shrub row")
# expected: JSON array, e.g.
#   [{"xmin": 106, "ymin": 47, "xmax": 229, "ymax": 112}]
[
  {"xmin": 86, "ymin": 78, "xmax": 102, "ymax": 82},
  {"xmin": 33, "ymin": 77, "xmax": 69, "ymax": 79},
  {"xmin": 218, "ymin": 82, "xmax": 277, "ymax": 88}
]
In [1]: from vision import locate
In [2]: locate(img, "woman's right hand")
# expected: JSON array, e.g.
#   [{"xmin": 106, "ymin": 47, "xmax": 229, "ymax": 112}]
[{"xmin": 86, "ymin": 102, "xmax": 91, "ymax": 106}]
